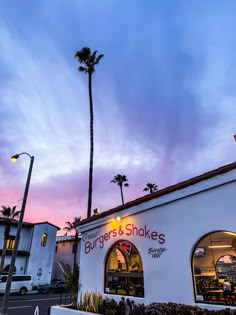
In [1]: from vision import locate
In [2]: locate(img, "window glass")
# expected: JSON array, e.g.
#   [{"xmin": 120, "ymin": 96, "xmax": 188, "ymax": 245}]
[
  {"xmin": 12, "ymin": 276, "xmax": 31, "ymax": 281},
  {"xmin": 105, "ymin": 240, "xmax": 144, "ymax": 297},
  {"xmin": 41, "ymin": 233, "xmax": 47, "ymax": 247},
  {"xmin": 193, "ymin": 231, "xmax": 236, "ymax": 305},
  {"xmin": 6, "ymin": 239, "xmax": 15, "ymax": 249}
]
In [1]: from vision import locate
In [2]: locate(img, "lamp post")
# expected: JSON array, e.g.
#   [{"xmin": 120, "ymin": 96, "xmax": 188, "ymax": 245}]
[{"xmin": 1, "ymin": 153, "xmax": 34, "ymax": 315}]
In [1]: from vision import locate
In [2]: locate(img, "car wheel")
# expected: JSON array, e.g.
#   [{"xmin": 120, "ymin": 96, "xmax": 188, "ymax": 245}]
[
  {"xmin": 19, "ymin": 287, "xmax": 27, "ymax": 295},
  {"xmin": 48, "ymin": 288, "xmax": 53, "ymax": 294}
]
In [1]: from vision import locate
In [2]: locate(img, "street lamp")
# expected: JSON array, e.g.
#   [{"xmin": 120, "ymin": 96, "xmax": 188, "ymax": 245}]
[{"xmin": 1, "ymin": 153, "xmax": 34, "ymax": 315}]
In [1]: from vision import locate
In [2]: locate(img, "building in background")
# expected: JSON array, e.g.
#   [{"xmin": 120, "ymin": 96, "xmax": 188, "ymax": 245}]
[
  {"xmin": 52, "ymin": 235, "xmax": 81, "ymax": 281},
  {"xmin": 0, "ymin": 220, "xmax": 59, "ymax": 286}
]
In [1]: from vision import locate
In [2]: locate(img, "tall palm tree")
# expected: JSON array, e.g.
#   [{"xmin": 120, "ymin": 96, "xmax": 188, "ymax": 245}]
[
  {"xmin": 0, "ymin": 206, "xmax": 20, "ymax": 273},
  {"xmin": 63, "ymin": 217, "xmax": 81, "ymax": 270},
  {"xmin": 143, "ymin": 183, "xmax": 158, "ymax": 194},
  {"xmin": 111, "ymin": 174, "xmax": 129, "ymax": 205},
  {"xmin": 75, "ymin": 47, "xmax": 104, "ymax": 218}
]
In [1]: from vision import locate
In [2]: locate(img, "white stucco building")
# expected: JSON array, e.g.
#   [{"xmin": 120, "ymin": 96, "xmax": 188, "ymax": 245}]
[
  {"xmin": 76, "ymin": 162, "xmax": 236, "ymax": 309},
  {"xmin": 0, "ymin": 220, "xmax": 59, "ymax": 286}
]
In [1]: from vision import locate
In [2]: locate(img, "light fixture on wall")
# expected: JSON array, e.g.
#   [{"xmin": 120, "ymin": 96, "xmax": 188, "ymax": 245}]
[
  {"xmin": 112, "ymin": 216, "xmax": 121, "ymax": 222},
  {"xmin": 93, "ymin": 208, "xmax": 100, "ymax": 215}
]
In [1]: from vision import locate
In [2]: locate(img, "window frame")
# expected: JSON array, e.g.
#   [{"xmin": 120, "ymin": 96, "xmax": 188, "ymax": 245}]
[
  {"xmin": 104, "ymin": 239, "xmax": 144, "ymax": 298},
  {"xmin": 192, "ymin": 230, "xmax": 236, "ymax": 306}
]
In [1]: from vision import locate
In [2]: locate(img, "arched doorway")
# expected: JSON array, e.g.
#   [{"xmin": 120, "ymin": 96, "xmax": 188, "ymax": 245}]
[
  {"xmin": 192, "ymin": 230, "xmax": 236, "ymax": 305},
  {"xmin": 105, "ymin": 240, "xmax": 144, "ymax": 297}
]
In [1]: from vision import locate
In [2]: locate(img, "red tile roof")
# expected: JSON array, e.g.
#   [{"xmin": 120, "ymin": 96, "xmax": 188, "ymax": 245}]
[{"xmin": 77, "ymin": 162, "xmax": 236, "ymax": 227}]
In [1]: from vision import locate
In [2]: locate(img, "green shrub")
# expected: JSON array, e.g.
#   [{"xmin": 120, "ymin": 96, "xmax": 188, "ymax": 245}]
[
  {"xmin": 144, "ymin": 302, "xmax": 236, "ymax": 315},
  {"xmin": 63, "ymin": 262, "xmax": 79, "ymax": 308}
]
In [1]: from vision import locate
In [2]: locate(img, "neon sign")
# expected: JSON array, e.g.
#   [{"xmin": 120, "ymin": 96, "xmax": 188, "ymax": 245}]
[{"xmin": 118, "ymin": 241, "xmax": 132, "ymax": 255}]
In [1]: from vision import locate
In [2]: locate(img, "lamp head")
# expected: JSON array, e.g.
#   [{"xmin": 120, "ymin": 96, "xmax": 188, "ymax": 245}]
[{"xmin": 10, "ymin": 154, "xmax": 20, "ymax": 162}]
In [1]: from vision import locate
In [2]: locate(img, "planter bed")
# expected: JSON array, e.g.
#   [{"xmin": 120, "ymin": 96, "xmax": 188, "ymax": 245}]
[{"xmin": 50, "ymin": 305, "xmax": 101, "ymax": 315}]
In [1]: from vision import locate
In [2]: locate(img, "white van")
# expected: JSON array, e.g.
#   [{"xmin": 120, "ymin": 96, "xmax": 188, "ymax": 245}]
[{"xmin": 0, "ymin": 274, "xmax": 33, "ymax": 295}]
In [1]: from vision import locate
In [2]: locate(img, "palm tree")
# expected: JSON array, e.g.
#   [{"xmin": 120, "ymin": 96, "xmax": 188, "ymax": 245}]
[
  {"xmin": 75, "ymin": 47, "xmax": 104, "ymax": 218},
  {"xmin": 0, "ymin": 206, "xmax": 20, "ymax": 273},
  {"xmin": 143, "ymin": 183, "xmax": 158, "ymax": 194},
  {"xmin": 111, "ymin": 174, "xmax": 129, "ymax": 205},
  {"xmin": 63, "ymin": 217, "xmax": 81, "ymax": 270}
]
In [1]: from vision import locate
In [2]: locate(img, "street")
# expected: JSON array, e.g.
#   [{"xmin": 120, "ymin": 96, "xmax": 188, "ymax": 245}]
[{"xmin": 0, "ymin": 293, "xmax": 72, "ymax": 315}]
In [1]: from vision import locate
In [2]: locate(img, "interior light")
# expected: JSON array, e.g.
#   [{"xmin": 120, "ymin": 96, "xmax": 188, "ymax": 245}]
[
  {"xmin": 208, "ymin": 245, "xmax": 232, "ymax": 249},
  {"xmin": 224, "ymin": 232, "xmax": 236, "ymax": 237},
  {"xmin": 116, "ymin": 216, "xmax": 121, "ymax": 221}
]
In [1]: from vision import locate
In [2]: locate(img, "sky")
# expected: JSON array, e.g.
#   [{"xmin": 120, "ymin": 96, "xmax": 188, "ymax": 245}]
[{"xmin": 0, "ymin": 0, "xmax": 236, "ymax": 234}]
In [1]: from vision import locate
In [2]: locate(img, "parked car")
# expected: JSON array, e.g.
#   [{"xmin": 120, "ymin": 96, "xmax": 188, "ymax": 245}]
[
  {"xmin": 0, "ymin": 274, "xmax": 33, "ymax": 295},
  {"xmin": 38, "ymin": 280, "xmax": 68, "ymax": 294}
]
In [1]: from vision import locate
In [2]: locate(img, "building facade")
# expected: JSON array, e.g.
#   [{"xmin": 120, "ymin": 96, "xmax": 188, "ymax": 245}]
[
  {"xmin": 52, "ymin": 235, "xmax": 80, "ymax": 281},
  {"xmin": 77, "ymin": 162, "xmax": 236, "ymax": 309},
  {"xmin": 0, "ymin": 220, "xmax": 59, "ymax": 286}
]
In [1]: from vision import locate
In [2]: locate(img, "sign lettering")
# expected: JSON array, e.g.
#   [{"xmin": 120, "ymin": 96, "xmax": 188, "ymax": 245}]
[{"xmin": 83, "ymin": 223, "xmax": 165, "ymax": 254}]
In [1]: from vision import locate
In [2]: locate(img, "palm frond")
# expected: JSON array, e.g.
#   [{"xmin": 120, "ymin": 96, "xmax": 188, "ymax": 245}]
[
  {"xmin": 78, "ymin": 66, "xmax": 87, "ymax": 73},
  {"xmin": 94, "ymin": 54, "xmax": 104, "ymax": 65},
  {"xmin": 75, "ymin": 47, "xmax": 91, "ymax": 63}
]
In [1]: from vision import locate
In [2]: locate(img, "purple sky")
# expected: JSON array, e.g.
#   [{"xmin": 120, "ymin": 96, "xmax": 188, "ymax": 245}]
[{"xmin": 0, "ymin": 0, "xmax": 236, "ymax": 234}]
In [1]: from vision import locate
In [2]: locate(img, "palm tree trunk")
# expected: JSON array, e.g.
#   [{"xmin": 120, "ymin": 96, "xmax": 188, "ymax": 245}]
[
  {"xmin": 87, "ymin": 71, "xmax": 94, "ymax": 218},
  {"xmin": 120, "ymin": 186, "xmax": 124, "ymax": 205}
]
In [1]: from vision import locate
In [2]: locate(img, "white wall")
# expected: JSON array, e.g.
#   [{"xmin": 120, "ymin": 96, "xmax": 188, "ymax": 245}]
[
  {"xmin": 27, "ymin": 223, "xmax": 57, "ymax": 285},
  {"xmin": 78, "ymin": 170, "xmax": 236, "ymax": 306}
]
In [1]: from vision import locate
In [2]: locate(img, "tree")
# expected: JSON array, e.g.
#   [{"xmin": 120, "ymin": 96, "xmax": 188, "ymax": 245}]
[
  {"xmin": 63, "ymin": 217, "xmax": 81, "ymax": 270},
  {"xmin": 63, "ymin": 262, "xmax": 79, "ymax": 308},
  {"xmin": 0, "ymin": 206, "xmax": 20, "ymax": 273},
  {"xmin": 111, "ymin": 174, "xmax": 129, "ymax": 205},
  {"xmin": 75, "ymin": 47, "xmax": 104, "ymax": 218},
  {"xmin": 143, "ymin": 183, "xmax": 158, "ymax": 194}
]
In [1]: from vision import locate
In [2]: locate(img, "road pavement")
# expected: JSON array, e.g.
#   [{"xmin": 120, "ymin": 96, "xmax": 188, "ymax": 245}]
[{"xmin": 0, "ymin": 292, "xmax": 72, "ymax": 315}]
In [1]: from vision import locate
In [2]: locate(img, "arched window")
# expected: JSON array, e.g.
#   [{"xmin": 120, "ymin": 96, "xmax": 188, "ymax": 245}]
[
  {"xmin": 105, "ymin": 240, "xmax": 144, "ymax": 297},
  {"xmin": 192, "ymin": 230, "xmax": 236, "ymax": 305},
  {"xmin": 41, "ymin": 233, "xmax": 48, "ymax": 247}
]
